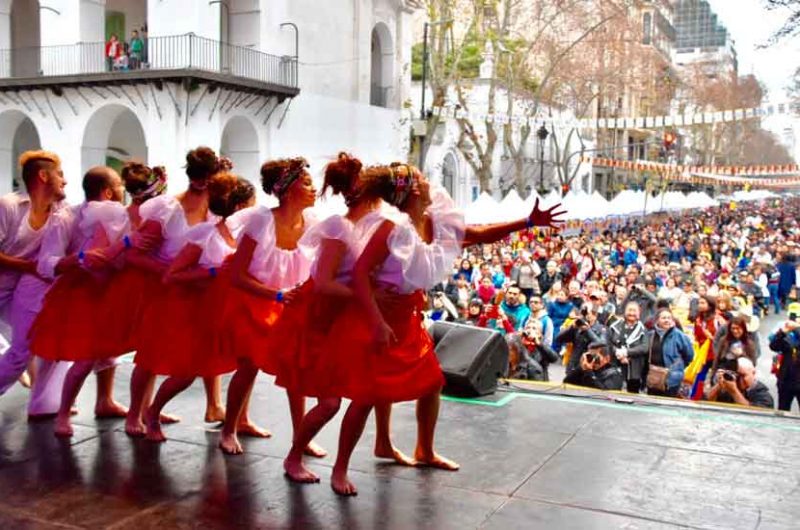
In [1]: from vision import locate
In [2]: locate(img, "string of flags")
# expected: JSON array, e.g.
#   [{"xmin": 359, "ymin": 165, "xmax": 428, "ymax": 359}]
[
  {"xmin": 430, "ymin": 101, "xmax": 800, "ymax": 131},
  {"xmin": 585, "ymin": 157, "xmax": 800, "ymax": 188}
]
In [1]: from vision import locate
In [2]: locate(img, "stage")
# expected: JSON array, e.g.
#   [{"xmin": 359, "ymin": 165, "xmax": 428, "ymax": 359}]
[{"xmin": 0, "ymin": 365, "xmax": 798, "ymax": 529}]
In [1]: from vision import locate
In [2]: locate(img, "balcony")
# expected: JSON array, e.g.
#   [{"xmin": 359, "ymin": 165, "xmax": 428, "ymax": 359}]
[{"xmin": 0, "ymin": 34, "xmax": 299, "ymax": 99}]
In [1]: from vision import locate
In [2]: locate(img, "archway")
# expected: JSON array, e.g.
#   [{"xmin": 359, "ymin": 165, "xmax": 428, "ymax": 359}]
[
  {"xmin": 370, "ymin": 22, "xmax": 394, "ymax": 107},
  {"xmin": 9, "ymin": 0, "xmax": 41, "ymax": 77},
  {"xmin": 81, "ymin": 104, "xmax": 147, "ymax": 177},
  {"xmin": 0, "ymin": 110, "xmax": 41, "ymax": 194},
  {"xmin": 442, "ymin": 152, "xmax": 457, "ymax": 200},
  {"xmin": 221, "ymin": 115, "xmax": 260, "ymax": 186}
]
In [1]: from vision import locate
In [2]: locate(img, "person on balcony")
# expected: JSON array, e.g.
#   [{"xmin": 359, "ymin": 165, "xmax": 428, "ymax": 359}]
[
  {"xmin": 130, "ymin": 30, "xmax": 144, "ymax": 70},
  {"xmin": 105, "ymin": 34, "xmax": 121, "ymax": 72}
]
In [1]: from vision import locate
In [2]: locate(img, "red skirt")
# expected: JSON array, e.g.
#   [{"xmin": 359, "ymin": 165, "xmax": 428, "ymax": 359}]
[
  {"xmin": 29, "ymin": 269, "xmax": 110, "ymax": 362},
  {"xmin": 133, "ymin": 270, "xmax": 237, "ymax": 378},
  {"xmin": 294, "ymin": 290, "xmax": 444, "ymax": 404},
  {"xmin": 98, "ymin": 267, "xmax": 161, "ymax": 357},
  {"xmin": 216, "ymin": 282, "xmax": 285, "ymax": 375}
]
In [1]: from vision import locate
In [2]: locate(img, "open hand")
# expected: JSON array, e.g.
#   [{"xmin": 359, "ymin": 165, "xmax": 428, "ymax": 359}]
[
  {"xmin": 82, "ymin": 249, "xmax": 112, "ymax": 270},
  {"xmin": 528, "ymin": 198, "xmax": 567, "ymax": 229},
  {"xmin": 133, "ymin": 232, "xmax": 160, "ymax": 253}
]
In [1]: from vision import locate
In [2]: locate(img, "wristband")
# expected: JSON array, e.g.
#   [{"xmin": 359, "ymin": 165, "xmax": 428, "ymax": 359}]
[
  {"xmin": 123, "ymin": 235, "xmax": 132, "ymax": 249},
  {"xmin": 78, "ymin": 250, "xmax": 86, "ymax": 267},
  {"xmin": 526, "ymin": 218, "xmax": 534, "ymax": 229},
  {"xmin": 276, "ymin": 290, "xmax": 284, "ymax": 303},
  {"xmin": 209, "ymin": 267, "xmax": 217, "ymax": 278}
]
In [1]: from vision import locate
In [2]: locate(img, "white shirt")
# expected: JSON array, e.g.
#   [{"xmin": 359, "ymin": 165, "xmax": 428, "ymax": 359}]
[{"xmin": 139, "ymin": 195, "xmax": 218, "ymax": 264}]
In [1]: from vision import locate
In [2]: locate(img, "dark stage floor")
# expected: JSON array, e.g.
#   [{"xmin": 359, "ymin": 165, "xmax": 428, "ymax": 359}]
[{"xmin": 0, "ymin": 364, "xmax": 798, "ymax": 530}]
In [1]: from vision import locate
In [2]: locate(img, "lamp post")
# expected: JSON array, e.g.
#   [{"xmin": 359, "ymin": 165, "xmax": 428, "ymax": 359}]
[{"xmin": 536, "ymin": 124, "xmax": 549, "ymax": 194}]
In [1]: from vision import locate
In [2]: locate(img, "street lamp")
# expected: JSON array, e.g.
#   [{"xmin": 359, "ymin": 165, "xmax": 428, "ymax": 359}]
[
  {"xmin": 536, "ymin": 124, "xmax": 549, "ymax": 193},
  {"xmin": 420, "ymin": 19, "xmax": 452, "ymax": 120}
]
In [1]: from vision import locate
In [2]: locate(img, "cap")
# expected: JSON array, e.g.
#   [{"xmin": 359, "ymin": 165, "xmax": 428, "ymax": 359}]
[{"xmin": 587, "ymin": 342, "xmax": 608, "ymax": 352}]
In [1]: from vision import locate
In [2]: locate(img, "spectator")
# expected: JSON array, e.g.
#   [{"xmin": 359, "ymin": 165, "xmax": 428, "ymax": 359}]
[
  {"xmin": 130, "ymin": 29, "xmax": 144, "ymax": 69},
  {"xmin": 711, "ymin": 314, "xmax": 760, "ymax": 379},
  {"xmin": 607, "ymin": 302, "xmax": 648, "ymax": 393},
  {"xmin": 645, "ymin": 309, "xmax": 694, "ymax": 397},
  {"xmin": 500, "ymin": 283, "xmax": 530, "ymax": 332},
  {"xmin": 547, "ymin": 289, "xmax": 574, "ymax": 342},
  {"xmin": 624, "ymin": 282, "xmax": 657, "ymax": 323},
  {"xmin": 478, "ymin": 302, "xmax": 514, "ymax": 335},
  {"xmin": 506, "ymin": 320, "xmax": 559, "ymax": 381},
  {"xmin": 510, "ymin": 252, "xmax": 540, "ymax": 300},
  {"xmin": 560, "ymin": 304, "xmax": 606, "ymax": 375},
  {"xmin": 454, "ymin": 258, "xmax": 473, "ymax": 282},
  {"xmin": 425, "ymin": 292, "xmax": 456, "ymax": 322},
  {"xmin": 476, "ymin": 276, "xmax": 496, "ymax": 304},
  {"xmin": 462, "ymin": 299, "xmax": 483, "ymax": 326},
  {"xmin": 528, "ymin": 295, "xmax": 554, "ymax": 348},
  {"xmin": 778, "ymin": 253, "xmax": 797, "ymax": 308},
  {"xmin": 768, "ymin": 304, "xmax": 800, "ymax": 411},
  {"xmin": 563, "ymin": 342, "xmax": 624, "ymax": 390},
  {"xmin": 105, "ymin": 33, "xmax": 121, "ymax": 71},
  {"xmin": 706, "ymin": 357, "xmax": 774, "ymax": 409},
  {"xmin": 538, "ymin": 260, "xmax": 561, "ymax": 296}
]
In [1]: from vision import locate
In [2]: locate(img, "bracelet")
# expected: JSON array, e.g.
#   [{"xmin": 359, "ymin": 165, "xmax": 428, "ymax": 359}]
[
  {"xmin": 526, "ymin": 218, "xmax": 534, "ymax": 229},
  {"xmin": 123, "ymin": 235, "xmax": 132, "ymax": 249},
  {"xmin": 78, "ymin": 250, "xmax": 86, "ymax": 267},
  {"xmin": 209, "ymin": 267, "xmax": 217, "ymax": 278},
  {"xmin": 276, "ymin": 290, "xmax": 284, "ymax": 303}
]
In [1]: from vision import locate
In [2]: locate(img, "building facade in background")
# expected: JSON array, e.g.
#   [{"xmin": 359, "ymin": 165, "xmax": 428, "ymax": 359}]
[{"xmin": 0, "ymin": 0, "xmax": 417, "ymax": 202}]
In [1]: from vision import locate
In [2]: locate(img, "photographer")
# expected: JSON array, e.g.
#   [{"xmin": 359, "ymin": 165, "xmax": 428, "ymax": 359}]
[
  {"xmin": 506, "ymin": 320, "xmax": 559, "ymax": 381},
  {"xmin": 623, "ymin": 279, "xmax": 657, "ymax": 323},
  {"xmin": 563, "ymin": 342, "xmax": 624, "ymax": 390},
  {"xmin": 706, "ymin": 357, "xmax": 774, "ymax": 409},
  {"xmin": 559, "ymin": 304, "xmax": 607, "ymax": 376},
  {"xmin": 768, "ymin": 303, "xmax": 800, "ymax": 411},
  {"xmin": 607, "ymin": 302, "xmax": 648, "ymax": 393}
]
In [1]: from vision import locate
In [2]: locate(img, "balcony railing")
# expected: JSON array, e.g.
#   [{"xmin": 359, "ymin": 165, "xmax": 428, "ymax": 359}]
[{"xmin": 0, "ymin": 33, "xmax": 298, "ymax": 90}]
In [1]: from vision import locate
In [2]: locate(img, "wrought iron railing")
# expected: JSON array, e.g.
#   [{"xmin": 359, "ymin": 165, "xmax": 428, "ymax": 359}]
[{"xmin": 0, "ymin": 33, "xmax": 298, "ymax": 89}]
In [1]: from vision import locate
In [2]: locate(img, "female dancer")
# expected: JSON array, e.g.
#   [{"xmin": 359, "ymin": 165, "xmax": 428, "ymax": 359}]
[
  {"xmin": 142, "ymin": 173, "xmax": 256, "ymax": 442},
  {"xmin": 286, "ymin": 162, "xmax": 564, "ymax": 494},
  {"xmin": 30, "ymin": 162, "xmax": 167, "ymax": 437},
  {"xmin": 218, "ymin": 157, "xmax": 320, "ymax": 455},
  {"xmin": 124, "ymin": 147, "xmax": 227, "ymax": 436}
]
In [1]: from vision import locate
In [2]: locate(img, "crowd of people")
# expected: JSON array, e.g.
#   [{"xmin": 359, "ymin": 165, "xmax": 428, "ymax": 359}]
[
  {"xmin": 0, "ymin": 148, "xmax": 564, "ymax": 497},
  {"xmin": 425, "ymin": 197, "xmax": 800, "ymax": 410},
  {"xmin": 105, "ymin": 27, "xmax": 148, "ymax": 72}
]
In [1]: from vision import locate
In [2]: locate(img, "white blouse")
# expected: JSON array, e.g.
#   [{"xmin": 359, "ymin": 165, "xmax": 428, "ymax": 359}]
[
  {"xmin": 230, "ymin": 205, "xmax": 319, "ymax": 290},
  {"xmin": 139, "ymin": 195, "xmax": 218, "ymax": 263},
  {"xmin": 183, "ymin": 220, "xmax": 243, "ymax": 268}
]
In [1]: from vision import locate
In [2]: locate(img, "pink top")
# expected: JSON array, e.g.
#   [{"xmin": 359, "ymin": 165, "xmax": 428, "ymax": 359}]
[
  {"xmin": 183, "ymin": 219, "xmax": 247, "ymax": 269},
  {"xmin": 139, "ymin": 195, "xmax": 219, "ymax": 264}
]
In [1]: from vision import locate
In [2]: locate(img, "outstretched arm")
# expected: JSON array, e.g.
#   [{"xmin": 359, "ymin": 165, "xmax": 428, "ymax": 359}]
[{"xmin": 462, "ymin": 199, "xmax": 566, "ymax": 247}]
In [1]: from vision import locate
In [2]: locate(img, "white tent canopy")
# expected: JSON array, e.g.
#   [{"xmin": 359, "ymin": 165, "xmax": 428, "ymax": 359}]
[
  {"xmin": 498, "ymin": 189, "xmax": 528, "ymax": 220},
  {"xmin": 465, "ymin": 192, "xmax": 502, "ymax": 224}
]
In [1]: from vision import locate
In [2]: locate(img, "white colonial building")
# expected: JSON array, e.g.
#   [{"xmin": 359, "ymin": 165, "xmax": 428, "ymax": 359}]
[{"xmin": 0, "ymin": 0, "xmax": 418, "ymax": 202}]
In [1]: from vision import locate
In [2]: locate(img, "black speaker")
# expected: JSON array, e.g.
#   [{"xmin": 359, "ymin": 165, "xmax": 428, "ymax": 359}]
[{"xmin": 430, "ymin": 321, "xmax": 509, "ymax": 397}]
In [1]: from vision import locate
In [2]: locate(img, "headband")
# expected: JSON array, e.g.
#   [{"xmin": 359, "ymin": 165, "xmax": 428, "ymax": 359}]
[
  {"xmin": 132, "ymin": 167, "xmax": 167, "ymax": 204},
  {"xmin": 272, "ymin": 158, "xmax": 309, "ymax": 197}
]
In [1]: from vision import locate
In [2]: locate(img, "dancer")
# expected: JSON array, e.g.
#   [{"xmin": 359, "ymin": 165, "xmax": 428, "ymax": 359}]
[
  {"xmin": 123, "ymin": 147, "xmax": 224, "ymax": 436},
  {"xmin": 29, "ymin": 163, "xmax": 166, "ymax": 437},
  {"xmin": 142, "ymin": 173, "xmax": 256, "ymax": 442},
  {"xmin": 277, "ymin": 153, "xmax": 386, "ymax": 483},
  {"xmin": 218, "ymin": 157, "xmax": 319, "ymax": 455},
  {"xmin": 0, "ymin": 151, "xmax": 69, "ymax": 417}
]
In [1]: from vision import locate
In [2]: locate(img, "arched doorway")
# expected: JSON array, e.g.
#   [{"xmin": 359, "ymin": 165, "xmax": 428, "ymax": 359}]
[
  {"xmin": 0, "ymin": 110, "xmax": 42, "ymax": 194},
  {"xmin": 370, "ymin": 23, "xmax": 394, "ymax": 108},
  {"xmin": 9, "ymin": 0, "xmax": 41, "ymax": 77},
  {"xmin": 221, "ymin": 115, "xmax": 260, "ymax": 187},
  {"xmin": 442, "ymin": 152, "xmax": 457, "ymax": 200},
  {"xmin": 81, "ymin": 104, "xmax": 147, "ymax": 177}
]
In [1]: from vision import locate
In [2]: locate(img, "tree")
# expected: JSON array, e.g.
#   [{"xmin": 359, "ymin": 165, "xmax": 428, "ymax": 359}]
[{"xmin": 763, "ymin": 0, "xmax": 800, "ymax": 45}]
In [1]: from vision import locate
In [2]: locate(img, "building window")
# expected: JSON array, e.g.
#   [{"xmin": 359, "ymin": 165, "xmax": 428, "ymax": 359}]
[{"xmin": 643, "ymin": 13, "xmax": 652, "ymax": 45}]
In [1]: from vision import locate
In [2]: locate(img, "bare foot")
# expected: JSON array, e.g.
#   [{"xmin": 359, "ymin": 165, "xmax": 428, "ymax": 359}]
[
  {"xmin": 144, "ymin": 408, "xmax": 166, "ymax": 443},
  {"xmin": 374, "ymin": 442, "xmax": 416, "ymax": 466},
  {"xmin": 159, "ymin": 413, "xmax": 180, "ymax": 424},
  {"xmin": 95, "ymin": 400, "xmax": 128, "ymax": 418},
  {"xmin": 18, "ymin": 371, "xmax": 31, "ymax": 389},
  {"xmin": 304, "ymin": 441, "xmax": 328, "ymax": 458},
  {"xmin": 204, "ymin": 404, "xmax": 226, "ymax": 423},
  {"xmin": 414, "ymin": 451, "xmax": 460, "ymax": 471},
  {"xmin": 283, "ymin": 457, "xmax": 320, "ymax": 483},
  {"xmin": 53, "ymin": 414, "xmax": 74, "ymax": 438},
  {"xmin": 331, "ymin": 468, "xmax": 358, "ymax": 496},
  {"xmin": 70, "ymin": 407, "xmax": 79, "ymax": 416},
  {"xmin": 237, "ymin": 422, "xmax": 272, "ymax": 438},
  {"xmin": 125, "ymin": 417, "xmax": 146, "ymax": 438},
  {"xmin": 219, "ymin": 432, "xmax": 243, "ymax": 455}
]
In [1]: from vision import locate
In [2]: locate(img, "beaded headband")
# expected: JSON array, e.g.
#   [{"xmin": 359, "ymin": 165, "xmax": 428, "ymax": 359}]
[
  {"xmin": 131, "ymin": 166, "xmax": 167, "ymax": 204},
  {"xmin": 272, "ymin": 158, "xmax": 309, "ymax": 197}
]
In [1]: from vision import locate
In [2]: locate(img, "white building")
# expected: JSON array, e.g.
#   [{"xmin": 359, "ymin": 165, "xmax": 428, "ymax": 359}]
[{"xmin": 0, "ymin": 0, "xmax": 418, "ymax": 202}]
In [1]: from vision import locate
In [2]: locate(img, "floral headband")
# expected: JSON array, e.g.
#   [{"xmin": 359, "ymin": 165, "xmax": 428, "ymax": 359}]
[
  {"xmin": 272, "ymin": 158, "xmax": 309, "ymax": 197},
  {"xmin": 132, "ymin": 166, "xmax": 167, "ymax": 204}
]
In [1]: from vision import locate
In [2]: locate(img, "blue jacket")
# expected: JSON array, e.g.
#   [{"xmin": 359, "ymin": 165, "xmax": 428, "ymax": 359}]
[
  {"xmin": 777, "ymin": 260, "xmax": 797, "ymax": 297},
  {"xmin": 667, "ymin": 248, "xmax": 681, "ymax": 263},
  {"xmin": 501, "ymin": 302, "xmax": 531, "ymax": 330},
  {"xmin": 623, "ymin": 249, "xmax": 638, "ymax": 267},
  {"xmin": 649, "ymin": 327, "xmax": 694, "ymax": 390}
]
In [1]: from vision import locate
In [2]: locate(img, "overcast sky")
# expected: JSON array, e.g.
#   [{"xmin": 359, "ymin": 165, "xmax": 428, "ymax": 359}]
[{"xmin": 706, "ymin": 0, "xmax": 800, "ymax": 100}]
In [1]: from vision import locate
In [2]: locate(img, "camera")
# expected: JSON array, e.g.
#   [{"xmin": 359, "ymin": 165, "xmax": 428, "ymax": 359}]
[
  {"xmin": 720, "ymin": 370, "xmax": 737, "ymax": 382},
  {"xmin": 574, "ymin": 318, "xmax": 588, "ymax": 328},
  {"xmin": 585, "ymin": 353, "xmax": 599, "ymax": 365}
]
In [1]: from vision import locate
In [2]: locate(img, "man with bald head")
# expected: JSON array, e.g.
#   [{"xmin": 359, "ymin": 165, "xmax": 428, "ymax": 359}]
[{"xmin": 0, "ymin": 165, "xmax": 126, "ymax": 417}]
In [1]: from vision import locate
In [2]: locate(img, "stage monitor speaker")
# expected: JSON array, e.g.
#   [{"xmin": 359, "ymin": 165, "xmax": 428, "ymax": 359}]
[{"xmin": 430, "ymin": 321, "xmax": 509, "ymax": 397}]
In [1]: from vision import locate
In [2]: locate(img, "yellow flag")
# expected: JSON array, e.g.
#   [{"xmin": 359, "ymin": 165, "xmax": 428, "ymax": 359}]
[{"xmin": 729, "ymin": 201, "xmax": 737, "ymax": 210}]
